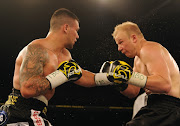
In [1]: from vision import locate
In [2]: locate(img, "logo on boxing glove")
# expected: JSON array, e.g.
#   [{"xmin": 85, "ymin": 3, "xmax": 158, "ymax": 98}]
[
  {"xmin": 108, "ymin": 60, "xmax": 133, "ymax": 84},
  {"xmin": 57, "ymin": 60, "xmax": 82, "ymax": 81}
]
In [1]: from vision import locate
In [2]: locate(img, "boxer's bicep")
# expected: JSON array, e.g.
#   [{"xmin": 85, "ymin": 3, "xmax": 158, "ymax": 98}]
[{"xmin": 19, "ymin": 44, "xmax": 49, "ymax": 97}]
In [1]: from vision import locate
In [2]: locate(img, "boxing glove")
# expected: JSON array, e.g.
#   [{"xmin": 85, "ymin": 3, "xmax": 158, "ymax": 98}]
[
  {"xmin": 108, "ymin": 60, "xmax": 132, "ymax": 83},
  {"xmin": 95, "ymin": 61, "xmax": 113, "ymax": 86},
  {"xmin": 108, "ymin": 60, "xmax": 147, "ymax": 88},
  {"xmin": 95, "ymin": 61, "xmax": 128, "ymax": 91},
  {"xmin": 99, "ymin": 61, "xmax": 112, "ymax": 73},
  {"xmin": 46, "ymin": 59, "xmax": 82, "ymax": 89}
]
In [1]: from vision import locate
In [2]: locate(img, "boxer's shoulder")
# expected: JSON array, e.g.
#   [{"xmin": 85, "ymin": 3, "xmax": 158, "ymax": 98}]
[
  {"xmin": 27, "ymin": 40, "xmax": 49, "ymax": 56},
  {"xmin": 141, "ymin": 41, "xmax": 162, "ymax": 51},
  {"xmin": 140, "ymin": 41, "xmax": 163, "ymax": 59},
  {"xmin": 28, "ymin": 39, "xmax": 46, "ymax": 49}
]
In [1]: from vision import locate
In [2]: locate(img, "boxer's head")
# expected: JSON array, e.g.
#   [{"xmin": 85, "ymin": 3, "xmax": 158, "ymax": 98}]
[
  {"xmin": 50, "ymin": 8, "xmax": 80, "ymax": 49},
  {"xmin": 112, "ymin": 21, "xmax": 144, "ymax": 58}
]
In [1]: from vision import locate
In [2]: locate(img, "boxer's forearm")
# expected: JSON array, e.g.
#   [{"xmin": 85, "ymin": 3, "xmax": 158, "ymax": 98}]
[
  {"xmin": 20, "ymin": 76, "xmax": 51, "ymax": 98},
  {"xmin": 120, "ymin": 84, "xmax": 140, "ymax": 99},
  {"xmin": 145, "ymin": 75, "xmax": 171, "ymax": 93},
  {"xmin": 74, "ymin": 69, "xmax": 96, "ymax": 87}
]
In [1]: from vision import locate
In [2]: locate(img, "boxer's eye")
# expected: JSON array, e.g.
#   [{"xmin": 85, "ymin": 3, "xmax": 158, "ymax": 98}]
[{"xmin": 119, "ymin": 41, "xmax": 123, "ymax": 44}]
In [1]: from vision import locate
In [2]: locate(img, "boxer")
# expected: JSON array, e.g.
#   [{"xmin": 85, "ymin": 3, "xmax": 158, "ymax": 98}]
[
  {"xmin": 109, "ymin": 21, "xmax": 180, "ymax": 126},
  {"xmin": 0, "ymin": 8, "xmax": 119, "ymax": 126}
]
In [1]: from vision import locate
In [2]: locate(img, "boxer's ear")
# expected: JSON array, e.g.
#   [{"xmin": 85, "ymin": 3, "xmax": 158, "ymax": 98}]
[
  {"xmin": 131, "ymin": 34, "xmax": 137, "ymax": 43},
  {"xmin": 63, "ymin": 24, "xmax": 69, "ymax": 33}
]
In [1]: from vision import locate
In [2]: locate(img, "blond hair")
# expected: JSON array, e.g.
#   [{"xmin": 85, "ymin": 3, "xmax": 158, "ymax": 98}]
[{"xmin": 112, "ymin": 21, "xmax": 143, "ymax": 39}]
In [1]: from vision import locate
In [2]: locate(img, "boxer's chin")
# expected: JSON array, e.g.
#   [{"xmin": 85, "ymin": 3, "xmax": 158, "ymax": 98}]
[
  {"xmin": 65, "ymin": 43, "xmax": 74, "ymax": 49},
  {"xmin": 125, "ymin": 53, "xmax": 135, "ymax": 58}
]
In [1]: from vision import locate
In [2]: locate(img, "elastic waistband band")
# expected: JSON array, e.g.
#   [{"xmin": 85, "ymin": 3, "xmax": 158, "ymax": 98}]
[
  {"xmin": 8, "ymin": 88, "xmax": 48, "ymax": 111},
  {"xmin": 12, "ymin": 88, "xmax": 48, "ymax": 105},
  {"xmin": 147, "ymin": 94, "xmax": 180, "ymax": 108}
]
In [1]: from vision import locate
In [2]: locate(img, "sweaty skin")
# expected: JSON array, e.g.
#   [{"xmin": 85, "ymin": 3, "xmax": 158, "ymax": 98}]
[
  {"xmin": 115, "ymin": 31, "xmax": 180, "ymax": 99},
  {"xmin": 134, "ymin": 41, "xmax": 180, "ymax": 98}
]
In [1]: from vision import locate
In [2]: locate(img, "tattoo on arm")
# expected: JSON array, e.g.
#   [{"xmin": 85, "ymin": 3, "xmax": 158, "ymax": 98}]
[{"xmin": 20, "ymin": 44, "xmax": 50, "ymax": 96}]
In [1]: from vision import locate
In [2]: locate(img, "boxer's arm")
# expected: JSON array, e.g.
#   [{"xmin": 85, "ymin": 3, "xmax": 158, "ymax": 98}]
[
  {"xmin": 19, "ymin": 44, "xmax": 51, "ymax": 98},
  {"xmin": 141, "ymin": 46, "xmax": 171, "ymax": 93},
  {"xmin": 120, "ymin": 85, "xmax": 140, "ymax": 99},
  {"xmin": 119, "ymin": 66, "xmax": 141, "ymax": 98},
  {"xmin": 74, "ymin": 69, "xmax": 96, "ymax": 87}
]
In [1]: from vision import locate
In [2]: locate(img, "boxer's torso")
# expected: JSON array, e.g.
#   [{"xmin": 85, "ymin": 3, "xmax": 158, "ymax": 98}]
[
  {"xmin": 13, "ymin": 39, "xmax": 71, "ymax": 100},
  {"xmin": 134, "ymin": 42, "xmax": 180, "ymax": 98}
]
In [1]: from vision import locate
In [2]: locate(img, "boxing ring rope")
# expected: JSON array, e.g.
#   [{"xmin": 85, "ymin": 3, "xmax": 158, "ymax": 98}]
[
  {"xmin": 55, "ymin": 105, "xmax": 132, "ymax": 110},
  {"xmin": 0, "ymin": 102, "xmax": 132, "ymax": 110}
]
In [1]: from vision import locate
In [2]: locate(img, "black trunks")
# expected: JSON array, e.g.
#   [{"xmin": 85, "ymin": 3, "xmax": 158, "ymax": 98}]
[
  {"xmin": 0, "ymin": 88, "xmax": 51, "ymax": 126},
  {"xmin": 126, "ymin": 94, "xmax": 180, "ymax": 126}
]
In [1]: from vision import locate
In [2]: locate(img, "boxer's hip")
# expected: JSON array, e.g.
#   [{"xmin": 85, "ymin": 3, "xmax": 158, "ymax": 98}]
[
  {"xmin": 5, "ymin": 88, "xmax": 48, "ymax": 112},
  {"xmin": 127, "ymin": 94, "xmax": 180, "ymax": 126},
  {"xmin": 147, "ymin": 94, "xmax": 180, "ymax": 108},
  {"xmin": 0, "ymin": 88, "xmax": 49, "ymax": 125}
]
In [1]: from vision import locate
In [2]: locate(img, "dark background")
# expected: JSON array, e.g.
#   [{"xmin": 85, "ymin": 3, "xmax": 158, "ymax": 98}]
[{"xmin": 0, "ymin": 0, "xmax": 180, "ymax": 125}]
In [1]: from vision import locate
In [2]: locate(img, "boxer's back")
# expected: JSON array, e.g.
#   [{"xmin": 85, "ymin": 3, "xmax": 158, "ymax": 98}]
[
  {"xmin": 161, "ymin": 45, "xmax": 180, "ymax": 98},
  {"xmin": 13, "ymin": 46, "xmax": 27, "ymax": 90}
]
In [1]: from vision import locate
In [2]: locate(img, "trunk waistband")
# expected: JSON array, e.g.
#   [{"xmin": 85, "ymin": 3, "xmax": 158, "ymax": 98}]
[
  {"xmin": 5, "ymin": 88, "xmax": 48, "ymax": 111},
  {"xmin": 12, "ymin": 88, "xmax": 48, "ymax": 105},
  {"xmin": 147, "ymin": 94, "xmax": 180, "ymax": 108}
]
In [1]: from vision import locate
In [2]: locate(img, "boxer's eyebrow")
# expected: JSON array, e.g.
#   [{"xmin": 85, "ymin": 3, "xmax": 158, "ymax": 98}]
[{"xmin": 116, "ymin": 38, "xmax": 123, "ymax": 43}]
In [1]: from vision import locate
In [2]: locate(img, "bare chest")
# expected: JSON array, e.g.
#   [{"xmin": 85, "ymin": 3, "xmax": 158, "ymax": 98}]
[
  {"xmin": 134, "ymin": 58, "xmax": 149, "ymax": 76},
  {"xmin": 43, "ymin": 52, "xmax": 71, "ymax": 76}
]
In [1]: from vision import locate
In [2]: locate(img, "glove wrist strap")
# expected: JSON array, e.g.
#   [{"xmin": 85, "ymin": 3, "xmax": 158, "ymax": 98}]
[
  {"xmin": 127, "ymin": 72, "xmax": 147, "ymax": 88},
  {"xmin": 46, "ymin": 70, "xmax": 68, "ymax": 89},
  {"xmin": 95, "ymin": 73, "xmax": 113, "ymax": 86}
]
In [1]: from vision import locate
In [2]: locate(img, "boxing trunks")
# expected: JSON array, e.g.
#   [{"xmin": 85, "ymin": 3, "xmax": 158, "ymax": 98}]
[
  {"xmin": 0, "ymin": 88, "xmax": 52, "ymax": 126},
  {"xmin": 126, "ymin": 94, "xmax": 180, "ymax": 126}
]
